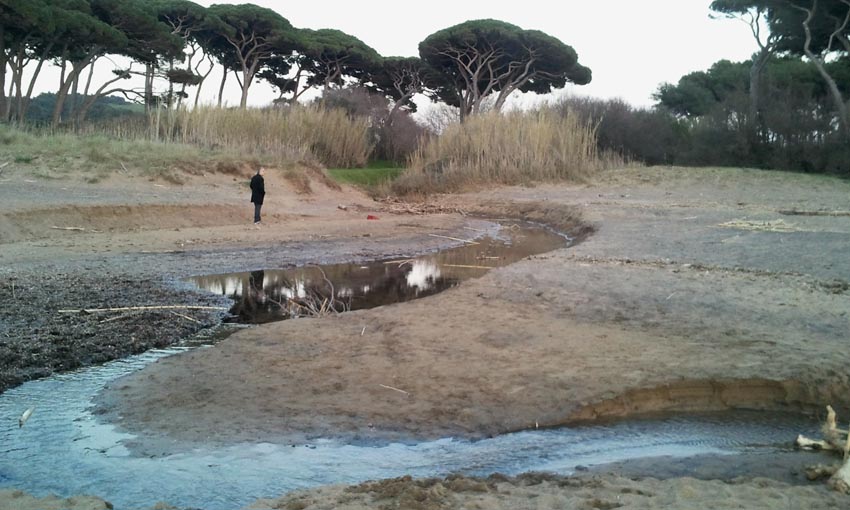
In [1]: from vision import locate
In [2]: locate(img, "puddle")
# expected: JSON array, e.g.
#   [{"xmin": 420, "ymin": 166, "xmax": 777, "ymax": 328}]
[
  {"xmin": 187, "ymin": 223, "xmax": 567, "ymax": 324},
  {"xmin": 0, "ymin": 347, "xmax": 820, "ymax": 510}
]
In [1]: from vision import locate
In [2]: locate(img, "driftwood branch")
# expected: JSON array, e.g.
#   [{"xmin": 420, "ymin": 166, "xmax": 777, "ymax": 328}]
[
  {"xmin": 379, "ymin": 384, "xmax": 410, "ymax": 396},
  {"xmin": 58, "ymin": 305, "xmax": 227, "ymax": 314},
  {"xmin": 19, "ymin": 407, "xmax": 34, "ymax": 428},
  {"xmin": 428, "ymin": 234, "xmax": 479, "ymax": 245},
  {"xmin": 798, "ymin": 405, "xmax": 850, "ymax": 493}
]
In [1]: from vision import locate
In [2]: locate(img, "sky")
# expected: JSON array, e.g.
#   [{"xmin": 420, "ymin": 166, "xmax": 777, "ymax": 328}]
[{"xmin": 27, "ymin": 0, "xmax": 761, "ymax": 111}]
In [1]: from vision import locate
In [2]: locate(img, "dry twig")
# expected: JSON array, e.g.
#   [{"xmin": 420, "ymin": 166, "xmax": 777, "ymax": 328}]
[
  {"xmin": 428, "ymin": 234, "xmax": 479, "ymax": 245},
  {"xmin": 59, "ymin": 305, "xmax": 227, "ymax": 314},
  {"xmin": 171, "ymin": 311, "xmax": 201, "ymax": 324},
  {"xmin": 379, "ymin": 384, "xmax": 410, "ymax": 396}
]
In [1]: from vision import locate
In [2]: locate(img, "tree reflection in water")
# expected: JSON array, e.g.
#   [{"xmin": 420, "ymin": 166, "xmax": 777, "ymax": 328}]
[{"xmin": 188, "ymin": 224, "xmax": 566, "ymax": 324}]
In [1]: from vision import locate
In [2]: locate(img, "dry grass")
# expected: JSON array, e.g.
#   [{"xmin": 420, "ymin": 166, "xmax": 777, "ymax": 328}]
[
  {"xmin": 150, "ymin": 106, "xmax": 371, "ymax": 169},
  {"xmin": 2, "ymin": 105, "xmax": 365, "ymax": 187},
  {"xmin": 394, "ymin": 109, "xmax": 600, "ymax": 195}
]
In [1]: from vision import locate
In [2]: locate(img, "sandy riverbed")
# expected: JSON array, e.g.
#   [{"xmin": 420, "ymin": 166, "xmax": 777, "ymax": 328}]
[{"xmin": 2, "ymin": 165, "xmax": 849, "ymax": 508}]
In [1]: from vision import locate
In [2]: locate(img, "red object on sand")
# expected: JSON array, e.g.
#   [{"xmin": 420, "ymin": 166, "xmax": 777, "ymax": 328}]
[{"xmin": 367, "ymin": 215, "xmax": 379, "ymax": 220}]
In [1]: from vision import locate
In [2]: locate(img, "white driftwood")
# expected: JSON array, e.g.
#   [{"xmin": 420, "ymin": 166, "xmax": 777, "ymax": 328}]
[
  {"xmin": 800, "ymin": 405, "xmax": 850, "ymax": 493},
  {"xmin": 19, "ymin": 407, "xmax": 34, "ymax": 428},
  {"xmin": 829, "ymin": 460, "xmax": 850, "ymax": 494},
  {"xmin": 427, "ymin": 234, "xmax": 479, "ymax": 245},
  {"xmin": 797, "ymin": 434, "xmax": 837, "ymax": 451},
  {"xmin": 821, "ymin": 406, "xmax": 850, "ymax": 456}
]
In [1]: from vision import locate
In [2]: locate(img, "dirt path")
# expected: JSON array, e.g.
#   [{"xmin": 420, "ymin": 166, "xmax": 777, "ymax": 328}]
[{"xmin": 3, "ymin": 165, "xmax": 850, "ymax": 508}]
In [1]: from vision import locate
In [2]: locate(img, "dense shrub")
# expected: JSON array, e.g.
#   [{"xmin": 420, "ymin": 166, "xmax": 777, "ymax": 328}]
[{"xmin": 319, "ymin": 87, "xmax": 427, "ymax": 164}]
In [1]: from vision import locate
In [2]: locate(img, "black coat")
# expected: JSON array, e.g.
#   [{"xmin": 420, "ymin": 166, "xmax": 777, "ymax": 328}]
[{"xmin": 250, "ymin": 174, "xmax": 265, "ymax": 205}]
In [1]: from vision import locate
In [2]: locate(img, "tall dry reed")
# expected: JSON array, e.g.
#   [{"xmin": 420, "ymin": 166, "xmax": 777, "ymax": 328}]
[
  {"xmin": 165, "ymin": 106, "xmax": 371, "ymax": 169},
  {"xmin": 82, "ymin": 105, "xmax": 372, "ymax": 169},
  {"xmin": 395, "ymin": 109, "xmax": 600, "ymax": 194}
]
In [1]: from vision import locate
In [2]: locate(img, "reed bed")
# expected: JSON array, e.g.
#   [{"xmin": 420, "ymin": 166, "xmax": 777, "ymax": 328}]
[
  {"xmin": 394, "ymin": 109, "xmax": 600, "ymax": 195},
  {"xmin": 5, "ymin": 105, "xmax": 372, "ymax": 183},
  {"xmin": 159, "ymin": 106, "xmax": 371, "ymax": 169}
]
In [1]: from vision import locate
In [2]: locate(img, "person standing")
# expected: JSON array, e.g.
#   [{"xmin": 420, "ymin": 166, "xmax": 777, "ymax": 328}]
[{"xmin": 250, "ymin": 166, "xmax": 266, "ymax": 225}]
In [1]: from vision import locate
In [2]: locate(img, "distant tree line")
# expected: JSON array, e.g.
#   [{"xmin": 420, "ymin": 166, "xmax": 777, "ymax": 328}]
[
  {"xmin": 0, "ymin": 1, "xmax": 591, "ymax": 127},
  {"xmin": 566, "ymin": 1, "xmax": 849, "ymax": 175},
  {"xmin": 24, "ymin": 92, "xmax": 143, "ymax": 123}
]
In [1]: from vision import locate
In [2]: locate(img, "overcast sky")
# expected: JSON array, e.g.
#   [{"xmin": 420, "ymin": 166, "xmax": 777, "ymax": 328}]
[{"xmin": 30, "ymin": 0, "xmax": 760, "ymax": 110}]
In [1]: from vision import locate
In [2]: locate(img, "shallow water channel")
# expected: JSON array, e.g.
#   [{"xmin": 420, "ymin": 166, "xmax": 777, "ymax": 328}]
[
  {"xmin": 188, "ymin": 222, "xmax": 567, "ymax": 324},
  {"xmin": 0, "ymin": 224, "xmax": 823, "ymax": 509}
]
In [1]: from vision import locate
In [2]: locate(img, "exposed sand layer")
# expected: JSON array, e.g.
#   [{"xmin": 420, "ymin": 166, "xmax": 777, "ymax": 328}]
[{"xmin": 249, "ymin": 472, "xmax": 849, "ymax": 510}]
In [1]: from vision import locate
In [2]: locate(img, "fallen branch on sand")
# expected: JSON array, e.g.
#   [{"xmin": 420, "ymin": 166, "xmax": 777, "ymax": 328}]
[
  {"xmin": 427, "ymin": 234, "xmax": 479, "ymax": 245},
  {"xmin": 51, "ymin": 226, "xmax": 87, "ymax": 231},
  {"xmin": 379, "ymin": 384, "xmax": 410, "ymax": 396},
  {"xmin": 58, "ymin": 305, "xmax": 228, "ymax": 314},
  {"xmin": 797, "ymin": 405, "xmax": 850, "ymax": 493}
]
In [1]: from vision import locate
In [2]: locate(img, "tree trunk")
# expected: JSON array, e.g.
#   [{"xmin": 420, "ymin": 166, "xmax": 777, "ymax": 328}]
[
  {"xmin": 0, "ymin": 23, "xmax": 11, "ymax": 122},
  {"xmin": 810, "ymin": 56, "xmax": 850, "ymax": 137},
  {"xmin": 217, "ymin": 68, "xmax": 228, "ymax": 107},
  {"xmin": 6, "ymin": 61, "xmax": 17, "ymax": 122},
  {"xmin": 388, "ymin": 91, "xmax": 414, "ymax": 124},
  {"xmin": 52, "ymin": 56, "xmax": 92, "ymax": 127},
  {"xmin": 11, "ymin": 47, "xmax": 25, "ymax": 122},
  {"xmin": 19, "ymin": 45, "xmax": 52, "ymax": 122},
  {"xmin": 239, "ymin": 71, "xmax": 252, "ymax": 109},
  {"xmin": 0, "ymin": 25, "xmax": 7, "ymax": 122},
  {"xmin": 143, "ymin": 63, "xmax": 154, "ymax": 113},
  {"xmin": 796, "ymin": 2, "xmax": 850, "ymax": 138},
  {"xmin": 168, "ymin": 58, "xmax": 175, "ymax": 109},
  {"xmin": 748, "ymin": 50, "xmax": 767, "ymax": 134},
  {"xmin": 193, "ymin": 54, "xmax": 215, "ymax": 109},
  {"xmin": 194, "ymin": 78, "xmax": 205, "ymax": 109}
]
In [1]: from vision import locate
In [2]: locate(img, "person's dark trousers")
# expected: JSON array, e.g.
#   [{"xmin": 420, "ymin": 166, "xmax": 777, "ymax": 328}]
[{"xmin": 254, "ymin": 203, "xmax": 262, "ymax": 223}]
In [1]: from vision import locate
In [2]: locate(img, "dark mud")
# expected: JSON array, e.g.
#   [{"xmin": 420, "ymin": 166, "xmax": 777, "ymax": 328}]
[{"xmin": 0, "ymin": 271, "xmax": 225, "ymax": 392}]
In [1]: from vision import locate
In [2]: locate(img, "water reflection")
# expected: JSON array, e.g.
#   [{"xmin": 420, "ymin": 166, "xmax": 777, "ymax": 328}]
[{"xmin": 188, "ymin": 224, "xmax": 566, "ymax": 324}]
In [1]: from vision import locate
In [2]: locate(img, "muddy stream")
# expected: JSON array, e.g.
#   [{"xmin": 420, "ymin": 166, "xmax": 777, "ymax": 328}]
[{"xmin": 0, "ymin": 224, "xmax": 822, "ymax": 509}]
